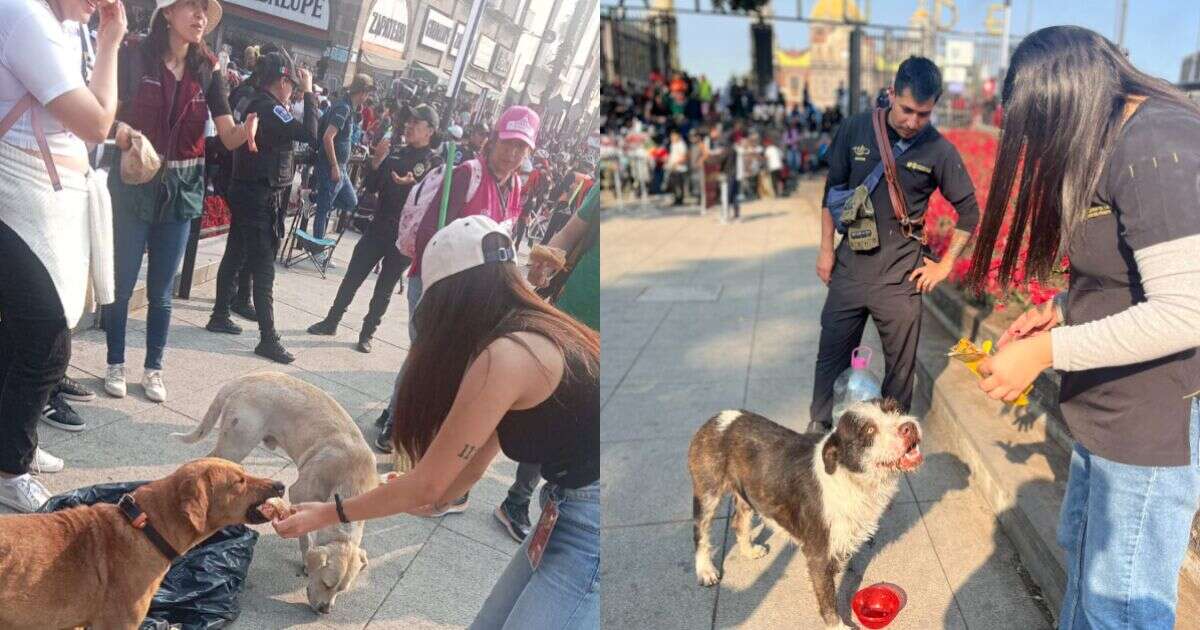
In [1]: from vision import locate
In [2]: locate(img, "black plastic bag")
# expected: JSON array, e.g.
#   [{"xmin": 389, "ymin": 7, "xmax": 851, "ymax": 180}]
[{"xmin": 39, "ymin": 481, "xmax": 259, "ymax": 630}]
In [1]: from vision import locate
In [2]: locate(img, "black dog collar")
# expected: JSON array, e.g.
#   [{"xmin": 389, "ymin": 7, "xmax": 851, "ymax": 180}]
[{"xmin": 117, "ymin": 494, "xmax": 180, "ymax": 562}]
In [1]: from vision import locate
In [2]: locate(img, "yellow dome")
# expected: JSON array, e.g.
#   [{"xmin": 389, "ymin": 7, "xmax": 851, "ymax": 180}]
[
  {"xmin": 810, "ymin": 0, "xmax": 863, "ymax": 21},
  {"xmin": 776, "ymin": 49, "xmax": 811, "ymax": 68}
]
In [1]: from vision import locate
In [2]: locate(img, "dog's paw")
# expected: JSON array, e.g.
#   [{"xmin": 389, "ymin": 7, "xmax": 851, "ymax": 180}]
[
  {"xmin": 742, "ymin": 544, "xmax": 768, "ymax": 560},
  {"xmin": 696, "ymin": 566, "xmax": 721, "ymax": 587}
]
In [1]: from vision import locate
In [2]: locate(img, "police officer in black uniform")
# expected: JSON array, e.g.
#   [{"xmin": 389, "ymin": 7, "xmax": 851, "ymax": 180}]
[
  {"xmin": 809, "ymin": 57, "xmax": 980, "ymax": 431},
  {"xmin": 305, "ymin": 104, "xmax": 443, "ymax": 353},
  {"xmin": 206, "ymin": 50, "xmax": 319, "ymax": 364}
]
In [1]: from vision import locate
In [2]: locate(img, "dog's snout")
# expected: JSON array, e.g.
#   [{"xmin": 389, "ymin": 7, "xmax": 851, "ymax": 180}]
[
  {"xmin": 899, "ymin": 422, "xmax": 918, "ymax": 441},
  {"xmin": 271, "ymin": 481, "xmax": 285, "ymax": 496}
]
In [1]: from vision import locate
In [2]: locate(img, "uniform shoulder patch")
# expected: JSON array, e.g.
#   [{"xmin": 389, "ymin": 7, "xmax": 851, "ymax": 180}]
[{"xmin": 273, "ymin": 105, "xmax": 294, "ymax": 123}]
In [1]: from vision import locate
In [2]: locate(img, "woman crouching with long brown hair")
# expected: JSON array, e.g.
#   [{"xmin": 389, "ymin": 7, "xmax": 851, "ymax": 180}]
[{"xmin": 274, "ymin": 215, "xmax": 600, "ymax": 628}]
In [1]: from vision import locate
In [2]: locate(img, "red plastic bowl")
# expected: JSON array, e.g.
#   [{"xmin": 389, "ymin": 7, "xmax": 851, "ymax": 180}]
[{"xmin": 851, "ymin": 582, "xmax": 907, "ymax": 629}]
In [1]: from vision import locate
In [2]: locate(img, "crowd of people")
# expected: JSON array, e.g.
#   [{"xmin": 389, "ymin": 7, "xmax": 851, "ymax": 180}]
[
  {"xmin": 0, "ymin": 0, "xmax": 600, "ymax": 625},
  {"xmin": 600, "ymin": 69, "xmax": 848, "ymax": 213}
]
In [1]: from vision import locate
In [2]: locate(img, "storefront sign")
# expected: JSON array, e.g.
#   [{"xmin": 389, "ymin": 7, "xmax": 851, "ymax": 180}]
[
  {"xmin": 472, "ymin": 35, "xmax": 495, "ymax": 70},
  {"xmin": 420, "ymin": 8, "xmax": 455, "ymax": 52},
  {"xmin": 491, "ymin": 45, "xmax": 512, "ymax": 77},
  {"xmin": 363, "ymin": 0, "xmax": 409, "ymax": 54},
  {"xmin": 450, "ymin": 23, "xmax": 465, "ymax": 57},
  {"xmin": 223, "ymin": 0, "xmax": 329, "ymax": 31}
]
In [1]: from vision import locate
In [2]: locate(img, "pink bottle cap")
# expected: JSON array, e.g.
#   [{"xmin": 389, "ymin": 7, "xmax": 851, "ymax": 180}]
[{"xmin": 851, "ymin": 346, "xmax": 873, "ymax": 370}]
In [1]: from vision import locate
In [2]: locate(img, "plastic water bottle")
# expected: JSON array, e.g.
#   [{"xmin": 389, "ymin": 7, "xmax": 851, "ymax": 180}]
[{"xmin": 832, "ymin": 346, "xmax": 883, "ymax": 421}]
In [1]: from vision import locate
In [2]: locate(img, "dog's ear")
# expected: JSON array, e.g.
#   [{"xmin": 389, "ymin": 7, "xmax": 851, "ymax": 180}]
[
  {"xmin": 822, "ymin": 434, "xmax": 840, "ymax": 475},
  {"xmin": 306, "ymin": 547, "xmax": 330, "ymax": 573},
  {"xmin": 179, "ymin": 470, "xmax": 211, "ymax": 532}
]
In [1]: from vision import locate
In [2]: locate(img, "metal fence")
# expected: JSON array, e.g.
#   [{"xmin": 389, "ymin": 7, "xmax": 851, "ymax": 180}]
[{"xmin": 848, "ymin": 24, "xmax": 1021, "ymax": 128}]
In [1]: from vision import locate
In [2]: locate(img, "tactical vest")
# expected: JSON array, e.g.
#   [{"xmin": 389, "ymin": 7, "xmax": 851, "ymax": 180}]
[{"xmin": 232, "ymin": 91, "xmax": 295, "ymax": 188}]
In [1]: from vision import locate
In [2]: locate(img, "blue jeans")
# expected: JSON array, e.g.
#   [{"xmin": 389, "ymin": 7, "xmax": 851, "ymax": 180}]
[
  {"xmin": 1058, "ymin": 398, "xmax": 1200, "ymax": 630},
  {"xmin": 470, "ymin": 482, "xmax": 600, "ymax": 629},
  {"xmin": 103, "ymin": 203, "xmax": 192, "ymax": 370},
  {"xmin": 313, "ymin": 160, "xmax": 357, "ymax": 240},
  {"xmin": 384, "ymin": 275, "xmax": 422, "ymax": 430}
]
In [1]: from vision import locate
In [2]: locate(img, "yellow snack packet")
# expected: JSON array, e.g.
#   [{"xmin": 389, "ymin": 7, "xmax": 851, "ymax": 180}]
[{"xmin": 947, "ymin": 338, "xmax": 1032, "ymax": 406}]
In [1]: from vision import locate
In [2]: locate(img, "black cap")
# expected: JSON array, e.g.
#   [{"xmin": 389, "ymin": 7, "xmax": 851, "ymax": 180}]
[
  {"xmin": 408, "ymin": 104, "xmax": 440, "ymax": 129},
  {"xmin": 255, "ymin": 50, "xmax": 298, "ymax": 87},
  {"xmin": 469, "ymin": 122, "xmax": 489, "ymax": 136}
]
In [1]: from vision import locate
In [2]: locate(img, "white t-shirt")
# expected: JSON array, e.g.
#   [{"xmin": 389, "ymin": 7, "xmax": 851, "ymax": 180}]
[
  {"xmin": 668, "ymin": 139, "xmax": 688, "ymax": 172},
  {"xmin": 765, "ymin": 145, "xmax": 783, "ymax": 171},
  {"xmin": 0, "ymin": 0, "xmax": 87, "ymax": 161}
]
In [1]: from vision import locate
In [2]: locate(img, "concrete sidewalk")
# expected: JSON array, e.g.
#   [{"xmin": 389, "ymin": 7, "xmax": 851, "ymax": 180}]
[
  {"xmin": 8, "ymin": 229, "xmax": 539, "ymax": 629},
  {"xmin": 599, "ymin": 180, "xmax": 1053, "ymax": 629}
]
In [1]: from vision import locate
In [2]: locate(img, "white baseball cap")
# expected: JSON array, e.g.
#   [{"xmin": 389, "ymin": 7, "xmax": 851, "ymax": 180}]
[
  {"xmin": 421, "ymin": 216, "xmax": 516, "ymax": 294},
  {"xmin": 150, "ymin": 0, "xmax": 223, "ymax": 35}
]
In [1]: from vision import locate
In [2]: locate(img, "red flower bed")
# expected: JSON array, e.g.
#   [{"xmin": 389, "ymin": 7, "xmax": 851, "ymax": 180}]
[
  {"xmin": 925, "ymin": 128, "xmax": 1067, "ymax": 311},
  {"xmin": 201, "ymin": 194, "xmax": 231, "ymax": 231}
]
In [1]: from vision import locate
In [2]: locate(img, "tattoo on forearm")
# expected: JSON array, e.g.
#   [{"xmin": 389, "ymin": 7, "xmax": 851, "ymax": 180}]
[
  {"xmin": 945, "ymin": 229, "xmax": 972, "ymax": 259},
  {"xmin": 457, "ymin": 444, "xmax": 478, "ymax": 461}
]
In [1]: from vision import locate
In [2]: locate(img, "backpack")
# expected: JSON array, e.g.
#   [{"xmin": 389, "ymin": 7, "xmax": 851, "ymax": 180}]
[{"xmin": 395, "ymin": 158, "xmax": 483, "ymax": 257}]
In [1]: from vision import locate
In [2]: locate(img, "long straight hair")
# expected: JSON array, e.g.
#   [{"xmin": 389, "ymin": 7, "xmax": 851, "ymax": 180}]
[
  {"xmin": 392, "ymin": 233, "xmax": 600, "ymax": 461},
  {"xmin": 964, "ymin": 26, "xmax": 1200, "ymax": 293},
  {"xmin": 143, "ymin": 1, "xmax": 217, "ymax": 79}
]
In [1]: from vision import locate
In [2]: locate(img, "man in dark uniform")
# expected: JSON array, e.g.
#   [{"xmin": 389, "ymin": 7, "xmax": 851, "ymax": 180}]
[
  {"xmin": 454, "ymin": 122, "xmax": 488, "ymax": 165},
  {"xmin": 305, "ymin": 104, "xmax": 442, "ymax": 353},
  {"xmin": 206, "ymin": 51, "xmax": 319, "ymax": 364},
  {"xmin": 808, "ymin": 56, "xmax": 980, "ymax": 431}
]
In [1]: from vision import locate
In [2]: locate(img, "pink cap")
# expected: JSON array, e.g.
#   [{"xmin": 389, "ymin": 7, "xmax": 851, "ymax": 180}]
[{"xmin": 496, "ymin": 106, "xmax": 540, "ymax": 150}]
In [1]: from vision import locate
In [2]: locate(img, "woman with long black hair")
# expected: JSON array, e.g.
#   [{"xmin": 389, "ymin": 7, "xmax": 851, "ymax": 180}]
[
  {"xmin": 102, "ymin": 0, "xmax": 254, "ymax": 403},
  {"xmin": 971, "ymin": 26, "xmax": 1200, "ymax": 629},
  {"xmin": 274, "ymin": 215, "xmax": 600, "ymax": 628}
]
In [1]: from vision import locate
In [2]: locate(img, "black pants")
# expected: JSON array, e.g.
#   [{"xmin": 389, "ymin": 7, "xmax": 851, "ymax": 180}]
[
  {"xmin": 0, "ymin": 220, "xmax": 71, "ymax": 475},
  {"xmin": 214, "ymin": 183, "xmax": 284, "ymax": 338},
  {"xmin": 809, "ymin": 273, "xmax": 922, "ymax": 428},
  {"xmin": 231, "ymin": 268, "xmax": 253, "ymax": 307},
  {"xmin": 327, "ymin": 229, "xmax": 411, "ymax": 338}
]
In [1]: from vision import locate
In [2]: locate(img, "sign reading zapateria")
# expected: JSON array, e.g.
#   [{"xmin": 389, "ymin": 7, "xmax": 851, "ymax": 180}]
[
  {"xmin": 420, "ymin": 7, "xmax": 455, "ymax": 52},
  {"xmin": 363, "ymin": 0, "xmax": 409, "ymax": 53},
  {"xmin": 223, "ymin": 0, "xmax": 329, "ymax": 30}
]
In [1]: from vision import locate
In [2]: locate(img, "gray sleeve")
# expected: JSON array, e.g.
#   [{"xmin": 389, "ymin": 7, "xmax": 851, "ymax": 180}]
[{"xmin": 1051, "ymin": 233, "xmax": 1200, "ymax": 371}]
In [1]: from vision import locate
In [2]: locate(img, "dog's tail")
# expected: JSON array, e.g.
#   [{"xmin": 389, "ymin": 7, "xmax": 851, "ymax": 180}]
[{"xmin": 172, "ymin": 380, "xmax": 238, "ymax": 443}]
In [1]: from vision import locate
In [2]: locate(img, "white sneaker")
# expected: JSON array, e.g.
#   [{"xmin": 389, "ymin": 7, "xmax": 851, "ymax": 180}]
[
  {"xmin": 105, "ymin": 364, "xmax": 126, "ymax": 398},
  {"xmin": 142, "ymin": 369, "xmax": 167, "ymax": 403},
  {"xmin": 31, "ymin": 448, "xmax": 64, "ymax": 475},
  {"xmin": 0, "ymin": 474, "xmax": 53, "ymax": 512}
]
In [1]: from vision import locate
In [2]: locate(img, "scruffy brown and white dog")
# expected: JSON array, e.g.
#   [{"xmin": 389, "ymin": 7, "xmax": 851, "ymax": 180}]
[{"xmin": 688, "ymin": 399, "xmax": 923, "ymax": 629}]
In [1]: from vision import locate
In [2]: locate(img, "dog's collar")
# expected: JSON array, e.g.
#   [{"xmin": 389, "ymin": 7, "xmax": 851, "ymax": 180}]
[{"xmin": 117, "ymin": 494, "xmax": 180, "ymax": 562}]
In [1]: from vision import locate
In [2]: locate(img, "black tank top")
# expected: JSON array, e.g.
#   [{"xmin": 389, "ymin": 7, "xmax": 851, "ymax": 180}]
[{"xmin": 496, "ymin": 355, "xmax": 599, "ymax": 489}]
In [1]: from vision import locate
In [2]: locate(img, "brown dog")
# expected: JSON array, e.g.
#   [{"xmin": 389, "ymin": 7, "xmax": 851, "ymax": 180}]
[{"xmin": 0, "ymin": 458, "xmax": 284, "ymax": 630}]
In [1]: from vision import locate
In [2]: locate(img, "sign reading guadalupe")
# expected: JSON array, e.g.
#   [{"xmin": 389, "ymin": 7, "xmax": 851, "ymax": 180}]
[
  {"xmin": 223, "ymin": 0, "xmax": 329, "ymax": 31},
  {"xmin": 363, "ymin": 0, "xmax": 409, "ymax": 54},
  {"xmin": 420, "ymin": 8, "xmax": 455, "ymax": 53},
  {"xmin": 472, "ymin": 35, "xmax": 495, "ymax": 70}
]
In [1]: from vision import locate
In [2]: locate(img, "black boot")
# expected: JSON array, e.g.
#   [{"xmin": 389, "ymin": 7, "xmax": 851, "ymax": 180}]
[
  {"xmin": 307, "ymin": 317, "xmax": 340, "ymax": 336},
  {"xmin": 255, "ymin": 335, "xmax": 295, "ymax": 364},
  {"xmin": 206, "ymin": 315, "xmax": 242, "ymax": 335},
  {"xmin": 374, "ymin": 420, "xmax": 394, "ymax": 453},
  {"xmin": 356, "ymin": 334, "xmax": 372, "ymax": 354},
  {"xmin": 374, "ymin": 409, "xmax": 390, "ymax": 428},
  {"xmin": 231, "ymin": 300, "xmax": 257, "ymax": 321}
]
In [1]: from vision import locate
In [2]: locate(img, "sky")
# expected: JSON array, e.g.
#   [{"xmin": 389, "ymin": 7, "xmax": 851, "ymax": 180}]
[{"xmin": 626, "ymin": 0, "xmax": 1200, "ymax": 87}]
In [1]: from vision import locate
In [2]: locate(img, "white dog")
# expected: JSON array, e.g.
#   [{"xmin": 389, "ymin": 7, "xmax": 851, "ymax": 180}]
[{"xmin": 174, "ymin": 371, "xmax": 379, "ymax": 614}]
